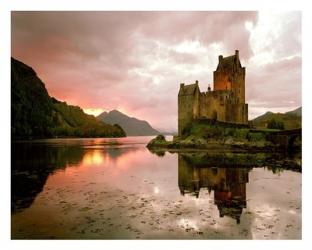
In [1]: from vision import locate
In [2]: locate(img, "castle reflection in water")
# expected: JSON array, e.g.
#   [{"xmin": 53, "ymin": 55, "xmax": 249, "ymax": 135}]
[{"xmin": 178, "ymin": 154, "xmax": 250, "ymax": 224}]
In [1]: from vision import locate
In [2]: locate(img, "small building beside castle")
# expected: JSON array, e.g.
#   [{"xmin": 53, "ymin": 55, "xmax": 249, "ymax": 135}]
[{"xmin": 178, "ymin": 50, "xmax": 248, "ymax": 135}]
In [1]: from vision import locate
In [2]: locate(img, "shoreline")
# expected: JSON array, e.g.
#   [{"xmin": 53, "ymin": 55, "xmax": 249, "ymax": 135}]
[{"xmin": 146, "ymin": 135, "xmax": 301, "ymax": 153}]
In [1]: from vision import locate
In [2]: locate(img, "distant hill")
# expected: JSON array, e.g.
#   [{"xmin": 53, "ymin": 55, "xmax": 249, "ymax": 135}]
[
  {"xmin": 157, "ymin": 130, "xmax": 178, "ymax": 136},
  {"xmin": 252, "ymin": 107, "xmax": 302, "ymax": 130},
  {"xmin": 285, "ymin": 107, "xmax": 302, "ymax": 117},
  {"xmin": 11, "ymin": 58, "xmax": 126, "ymax": 139},
  {"xmin": 97, "ymin": 110, "xmax": 160, "ymax": 136}
]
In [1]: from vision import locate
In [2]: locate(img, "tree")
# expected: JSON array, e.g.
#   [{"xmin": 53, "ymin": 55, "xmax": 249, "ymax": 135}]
[{"xmin": 267, "ymin": 119, "xmax": 285, "ymax": 130}]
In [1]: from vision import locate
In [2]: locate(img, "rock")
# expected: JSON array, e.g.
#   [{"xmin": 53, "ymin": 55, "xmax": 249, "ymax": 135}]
[{"xmin": 146, "ymin": 135, "xmax": 170, "ymax": 148}]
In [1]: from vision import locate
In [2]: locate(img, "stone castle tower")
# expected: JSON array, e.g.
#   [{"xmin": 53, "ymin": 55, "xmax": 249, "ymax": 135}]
[{"xmin": 178, "ymin": 50, "xmax": 248, "ymax": 135}]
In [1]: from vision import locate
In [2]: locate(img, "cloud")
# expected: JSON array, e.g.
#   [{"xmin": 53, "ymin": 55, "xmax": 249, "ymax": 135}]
[
  {"xmin": 247, "ymin": 56, "xmax": 301, "ymax": 102},
  {"xmin": 245, "ymin": 11, "xmax": 301, "ymax": 118},
  {"xmin": 11, "ymin": 11, "xmax": 300, "ymax": 130}
]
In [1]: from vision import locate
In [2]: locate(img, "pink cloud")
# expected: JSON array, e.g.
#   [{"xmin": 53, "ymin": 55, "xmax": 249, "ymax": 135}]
[{"xmin": 11, "ymin": 11, "xmax": 300, "ymax": 131}]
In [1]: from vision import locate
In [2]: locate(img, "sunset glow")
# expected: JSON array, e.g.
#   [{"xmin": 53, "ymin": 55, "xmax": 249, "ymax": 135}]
[
  {"xmin": 83, "ymin": 108, "xmax": 106, "ymax": 117},
  {"xmin": 82, "ymin": 151, "xmax": 105, "ymax": 166},
  {"xmin": 11, "ymin": 11, "xmax": 301, "ymax": 131}
]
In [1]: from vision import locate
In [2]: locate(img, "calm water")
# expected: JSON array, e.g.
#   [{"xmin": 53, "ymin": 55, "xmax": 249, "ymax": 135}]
[{"xmin": 11, "ymin": 137, "xmax": 301, "ymax": 239}]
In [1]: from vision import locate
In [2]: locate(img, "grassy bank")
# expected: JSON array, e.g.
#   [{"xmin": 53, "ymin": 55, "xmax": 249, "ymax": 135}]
[{"xmin": 147, "ymin": 121, "xmax": 301, "ymax": 151}]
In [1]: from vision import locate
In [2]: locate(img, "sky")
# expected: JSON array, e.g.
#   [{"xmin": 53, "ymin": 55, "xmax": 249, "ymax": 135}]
[{"xmin": 11, "ymin": 11, "xmax": 301, "ymax": 132}]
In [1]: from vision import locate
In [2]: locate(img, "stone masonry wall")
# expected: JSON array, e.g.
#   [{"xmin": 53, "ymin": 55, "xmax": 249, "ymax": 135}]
[
  {"xmin": 178, "ymin": 88, "xmax": 200, "ymax": 135},
  {"xmin": 213, "ymin": 67, "xmax": 245, "ymax": 104}
]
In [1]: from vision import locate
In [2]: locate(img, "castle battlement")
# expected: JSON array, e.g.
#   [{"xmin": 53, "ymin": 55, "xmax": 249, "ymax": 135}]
[{"xmin": 178, "ymin": 50, "xmax": 248, "ymax": 135}]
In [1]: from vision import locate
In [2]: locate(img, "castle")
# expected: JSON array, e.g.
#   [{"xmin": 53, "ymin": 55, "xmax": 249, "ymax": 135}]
[{"xmin": 178, "ymin": 50, "xmax": 248, "ymax": 135}]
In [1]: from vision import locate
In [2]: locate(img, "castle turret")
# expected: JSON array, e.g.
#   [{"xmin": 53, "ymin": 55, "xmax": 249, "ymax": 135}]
[
  {"xmin": 213, "ymin": 50, "xmax": 245, "ymax": 104},
  {"xmin": 178, "ymin": 81, "xmax": 200, "ymax": 135}
]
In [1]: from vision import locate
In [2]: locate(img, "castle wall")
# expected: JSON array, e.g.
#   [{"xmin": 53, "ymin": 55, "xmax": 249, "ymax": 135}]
[
  {"xmin": 213, "ymin": 69, "xmax": 246, "ymax": 104},
  {"xmin": 225, "ymin": 103, "xmax": 248, "ymax": 124},
  {"xmin": 197, "ymin": 90, "xmax": 248, "ymax": 124},
  {"xmin": 179, "ymin": 88, "xmax": 248, "ymax": 135},
  {"xmin": 178, "ymin": 88, "xmax": 200, "ymax": 135},
  {"xmin": 233, "ymin": 68, "xmax": 246, "ymax": 104},
  {"xmin": 199, "ymin": 91, "xmax": 226, "ymax": 122},
  {"xmin": 213, "ymin": 72, "xmax": 232, "ymax": 91}
]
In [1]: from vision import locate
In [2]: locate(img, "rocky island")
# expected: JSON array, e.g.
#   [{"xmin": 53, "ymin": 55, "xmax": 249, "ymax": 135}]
[{"xmin": 147, "ymin": 121, "xmax": 301, "ymax": 152}]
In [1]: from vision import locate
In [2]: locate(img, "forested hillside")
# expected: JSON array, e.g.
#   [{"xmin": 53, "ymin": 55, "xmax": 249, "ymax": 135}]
[{"xmin": 12, "ymin": 58, "xmax": 126, "ymax": 139}]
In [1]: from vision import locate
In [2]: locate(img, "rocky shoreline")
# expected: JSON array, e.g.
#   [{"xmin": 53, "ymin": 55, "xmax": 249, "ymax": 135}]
[{"xmin": 146, "ymin": 134, "xmax": 300, "ymax": 152}]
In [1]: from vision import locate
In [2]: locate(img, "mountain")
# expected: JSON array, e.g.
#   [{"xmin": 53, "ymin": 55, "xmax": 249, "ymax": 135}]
[
  {"xmin": 11, "ymin": 58, "xmax": 126, "ymax": 139},
  {"xmin": 285, "ymin": 107, "xmax": 302, "ymax": 117},
  {"xmin": 97, "ymin": 110, "xmax": 160, "ymax": 136},
  {"xmin": 97, "ymin": 111, "xmax": 108, "ymax": 120},
  {"xmin": 252, "ymin": 107, "xmax": 302, "ymax": 130}
]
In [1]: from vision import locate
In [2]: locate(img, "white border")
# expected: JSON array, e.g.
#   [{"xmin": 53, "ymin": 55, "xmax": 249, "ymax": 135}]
[{"xmin": 1, "ymin": 1, "xmax": 311, "ymax": 250}]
